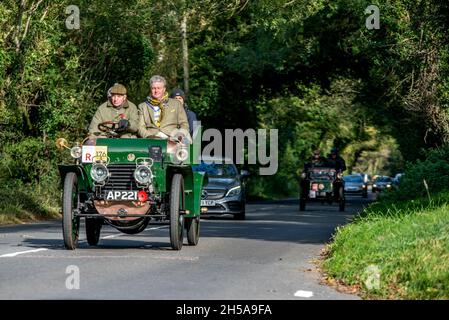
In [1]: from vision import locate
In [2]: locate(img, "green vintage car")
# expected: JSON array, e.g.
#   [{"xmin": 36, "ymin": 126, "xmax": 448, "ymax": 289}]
[
  {"xmin": 56, "ymin": 123, "xmax": 206, "ymax": 250},
  {"xmin": 299, "ymin": 167, "xmax": 345, "ymax": 212}
]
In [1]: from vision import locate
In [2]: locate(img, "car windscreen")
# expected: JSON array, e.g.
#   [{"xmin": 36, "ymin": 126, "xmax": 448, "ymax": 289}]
[
  {"xmin": 192, "ymin": 162, "xmax": 238, "ymax": 177},
  {"xmin": 343, "ymin": 175, "xmax": 363, "ymax": 183},
  {"xmin": 309, "ymin": 169, "xmax": 335, "ymax": 180}
]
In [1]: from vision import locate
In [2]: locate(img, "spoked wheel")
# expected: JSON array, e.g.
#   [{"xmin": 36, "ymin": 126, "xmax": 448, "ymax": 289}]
[
  {"xmin": 186, "ymin": 217, "xmax": 200, "ymax": 246},
  {"xmin": 62, "ymin": 172, "xmax": 80, "ymax": 250},
  {"xmin": 170, "ymin": 174, "xmax": 185, "ymax": 250},
  {"xmin": 86, "ymin": 218, "xmax": 102, "ymax": 246},
  {"xmin": 339, "ymin": 187, "xmax": 346, "ymax": 212}
]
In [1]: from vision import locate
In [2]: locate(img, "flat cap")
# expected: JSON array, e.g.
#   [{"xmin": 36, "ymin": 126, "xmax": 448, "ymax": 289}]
[{"xmin": 110, "ymin": 83, "xmax": 127, "ymax": 95}]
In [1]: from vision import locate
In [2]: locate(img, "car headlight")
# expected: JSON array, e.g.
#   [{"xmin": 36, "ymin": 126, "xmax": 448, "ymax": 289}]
[
  {"xmin": 387, "ymin": 184, "xmax": 391, "ymax": 188},
  {"xmin": 91, "ymin": 163, "xmax": 109, "ymax": 183},
  {"xmin": 373, "ymin": 184, "xmax": 377, "ymax": 188},
  {"xmin": 226, "ymin": 186, "xmax": 241, "ymax": 197},
  {"xmin": 134, "ymin": 165, "xmax": 153, "ymax": 185},
  {"xmin": 70, "ymin": 146, "xmax": 82, "ymax": 159},
  {"xmin": 175, "ymin": 147, "xmax": 189, "ymax": 163}
]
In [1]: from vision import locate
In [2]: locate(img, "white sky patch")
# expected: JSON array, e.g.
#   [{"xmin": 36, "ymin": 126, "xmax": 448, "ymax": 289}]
[
  {"xmin": 0, "ymin": 248, "xmax": 48, "ymax": 258},
  {"xmin": 294, "ymin": 290, "xmax": 314, "ymax": 298}
]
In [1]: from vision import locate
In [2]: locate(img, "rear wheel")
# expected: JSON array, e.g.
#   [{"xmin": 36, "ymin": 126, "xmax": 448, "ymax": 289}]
[
  {"xmin": 86, "ymin": 218, "xmax": 102, "ymax": 246},
  {"xmin": 186, "ymin": 217, "xmax": 200, "ymax": 245},
  {"xmin": 62, "ymin": 172, "xmax": 80, "ymax": 250},
  {"xmin": 170, "ymin": 174, "xmax": 185, "ymax": 250},
  {"xmin": 339, "ymin": 187, "xmax": 345, "ymax": 212}
]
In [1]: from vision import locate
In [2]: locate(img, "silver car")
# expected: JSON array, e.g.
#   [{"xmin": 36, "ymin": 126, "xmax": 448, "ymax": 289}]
[
  {"xmin": 343, "ymin": 174, "xmax": 368, "ymax": 198},
  {"xmin": 193, "ymin": 159, "xmax": 248, "ymax": 220}
]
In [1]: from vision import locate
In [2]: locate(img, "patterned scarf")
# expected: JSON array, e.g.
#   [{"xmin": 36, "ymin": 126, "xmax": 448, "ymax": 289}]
[{"xmin": 146, "ymin": 93, "xmax": 169, "ymax": 127}]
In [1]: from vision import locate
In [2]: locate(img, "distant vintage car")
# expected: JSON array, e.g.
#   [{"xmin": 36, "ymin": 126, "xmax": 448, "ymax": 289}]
[
  {"xmin": 56, "ymin": 122, "xmax": 206, "ymax": 250},
  {"xmin": 372, "ymin": 176, "xmax": 393, "ymax": 192},
  {"xmin": 343, "ymin": 174, "xmax": 368, "ymax": 198},
  {"xmin": 299, "ymin": 167, "xmax": 345, "ymax": 211},
  {"xmin": 193, "ymin": 157, "xmax": 248, "ymax": 220}
]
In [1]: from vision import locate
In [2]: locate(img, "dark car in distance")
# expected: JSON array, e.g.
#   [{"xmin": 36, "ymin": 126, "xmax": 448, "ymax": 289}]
[
  {"xmin": 373, "ymin": 176, "xmax": 393, "ymax": 192},
  {"xmin": 193, "ymin": 159, "xmax": 248, "ymax": 220}
]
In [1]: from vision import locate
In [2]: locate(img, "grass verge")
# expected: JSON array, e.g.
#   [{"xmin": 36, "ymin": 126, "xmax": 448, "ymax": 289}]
[
  {"xmin": 322, "ymin": 192, "xmax": 449, "ymax": 299},
  {"xmin": 0, "ymin": 180, "xmax": 60, "ymax": 225}
]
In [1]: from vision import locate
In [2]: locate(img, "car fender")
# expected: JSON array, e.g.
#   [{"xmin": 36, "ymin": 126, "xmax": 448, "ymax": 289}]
[{"xmin": 57, "ymin": 164, "xmax": 89, "ymax": 190}]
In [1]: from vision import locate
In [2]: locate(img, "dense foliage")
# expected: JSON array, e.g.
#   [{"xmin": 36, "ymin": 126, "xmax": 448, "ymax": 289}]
[
  {"xmin": 1, "ymin": 0, "xmax": 449, "ymax": 219},
  {"xmin": 370, "ymin": 145, "xmax": 449, "ymax": 204}
]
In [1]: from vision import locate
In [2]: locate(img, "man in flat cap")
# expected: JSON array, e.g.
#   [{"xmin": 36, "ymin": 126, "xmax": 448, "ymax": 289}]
[{"xmin": 88, "ymin": 83, "xmax": 139, "ymax": 138}]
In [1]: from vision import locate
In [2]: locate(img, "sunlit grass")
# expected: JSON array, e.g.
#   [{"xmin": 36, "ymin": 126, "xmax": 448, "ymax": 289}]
[{"xmin": 323, "ymin": 192, "xmax": 449, "ymax": 299}]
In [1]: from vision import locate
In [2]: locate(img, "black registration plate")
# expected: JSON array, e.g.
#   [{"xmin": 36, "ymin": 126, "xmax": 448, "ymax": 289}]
[{"xmin": 104, "ymin": 191, "xmax": 138, "ymax": 201}]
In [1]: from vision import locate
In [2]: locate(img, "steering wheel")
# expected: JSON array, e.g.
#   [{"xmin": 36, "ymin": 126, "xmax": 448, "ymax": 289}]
[{"xmin": 98, "ymin": 121, "xmax": 119, "ymax": 137}]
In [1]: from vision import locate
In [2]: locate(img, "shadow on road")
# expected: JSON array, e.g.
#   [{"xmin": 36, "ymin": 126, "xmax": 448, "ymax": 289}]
[
  {"xmin": 197, "ymin": 197, "xmax": 371, "ymax": 244},
  {"xmin": 13, "ymin": 197, "xmax": 373, "ymax": 249}
]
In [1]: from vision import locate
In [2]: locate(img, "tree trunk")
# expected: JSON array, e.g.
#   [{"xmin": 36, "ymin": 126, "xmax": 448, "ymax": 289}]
[{"xmin": 181, "ymin": 12, "xmax": 189, "ymax": 96}]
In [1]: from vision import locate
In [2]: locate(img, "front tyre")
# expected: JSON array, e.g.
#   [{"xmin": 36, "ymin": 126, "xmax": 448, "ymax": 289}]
[
  {"xmin": 186, "ymin": 217, "xmax": 200, "ymax": 245},
  {"xmin": 170, "ymin": 174, "xmax": 185, "ymax": 250},
  {"xmin": 62, "ymin": 172, "xmax": 80, "ymax": 250},
  {"xmin": 233, "ymin": 208, "xmax": 246, "ymax": 220},
  {"xmin": 86, "ymin": 218, "xmax": 102, "ymax": 246}
]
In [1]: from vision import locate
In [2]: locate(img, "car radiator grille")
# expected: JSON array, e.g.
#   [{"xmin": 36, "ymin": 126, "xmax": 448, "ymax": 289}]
[
  {"xmin": 204, "ymin": 189, "xmax": 226, "ymax": 200},
  {"xmin": 104, "ymin": 164, "xmax": 138, "ymax": 191}
]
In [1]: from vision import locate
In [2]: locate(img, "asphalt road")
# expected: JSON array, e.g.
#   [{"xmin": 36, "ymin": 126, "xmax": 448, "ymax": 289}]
[{"xmin": 0, "ymin": 194, "xmax": 374, "ymax": 300}]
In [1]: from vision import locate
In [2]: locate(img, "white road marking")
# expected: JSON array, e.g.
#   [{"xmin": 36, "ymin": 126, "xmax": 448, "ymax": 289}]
[
  {"xmin": 101, "ymin": 234, "xmax": 123, "ymax": 239},
  {"xmin": 0, "ymin": 248, "xmax": 48, "ymax": 258},
  {"xmin": 294, "ymin": 290, "xmax": 314, "ymax": 298},
  {"xmin": 21, "ymin": 234, "xmax": 35, "ymax": 239},
  {"xmin": 147, "ymin": 226, "xmax": 168, "ymax": 230}
]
